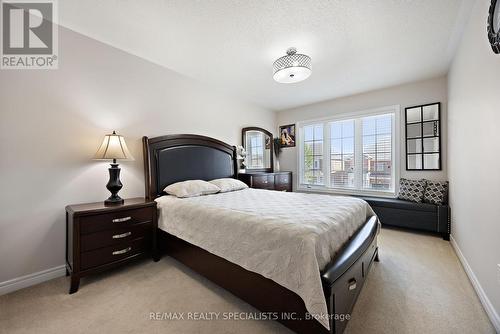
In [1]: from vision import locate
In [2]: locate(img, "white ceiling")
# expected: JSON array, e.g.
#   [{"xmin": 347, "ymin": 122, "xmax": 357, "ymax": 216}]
[{"xmin": 59, "ymin": 0, "xmax": 475, "ymax": 111}]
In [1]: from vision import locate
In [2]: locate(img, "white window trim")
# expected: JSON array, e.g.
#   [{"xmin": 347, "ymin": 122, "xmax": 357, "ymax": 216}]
[{"xmin": 296, "ymin": 105, "xmax": 400, "ymax": 197}]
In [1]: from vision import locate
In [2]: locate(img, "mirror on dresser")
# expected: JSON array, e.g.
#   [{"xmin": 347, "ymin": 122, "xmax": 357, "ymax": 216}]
[
  {"xmin": 242, "ymin": 127, "xmax": 273, "ymax": 172},
  {"xmin": 240, "ymin": 127, "xmax": 293, "ymax": 192}
]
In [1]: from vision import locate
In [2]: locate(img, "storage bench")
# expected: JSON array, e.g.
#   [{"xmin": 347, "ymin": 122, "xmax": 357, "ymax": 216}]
[{"xmin": 358, "ymin": 196, "xmax": 450, "ymax": 240}]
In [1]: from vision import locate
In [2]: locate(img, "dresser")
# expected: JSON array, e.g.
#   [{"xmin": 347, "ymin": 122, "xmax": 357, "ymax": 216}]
[
  {"xmin": 66, "ymin": 198, "xmax": 158, "ymax": 293},
  {"xmin": 238, "ymin": 171, "xmax": 292, "ymax": 192}
]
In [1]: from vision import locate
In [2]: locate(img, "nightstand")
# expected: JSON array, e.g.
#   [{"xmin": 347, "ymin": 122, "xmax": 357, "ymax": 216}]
[{"xmin": 65, "ymin": 198, "xmax": 158, "ymax": 294}]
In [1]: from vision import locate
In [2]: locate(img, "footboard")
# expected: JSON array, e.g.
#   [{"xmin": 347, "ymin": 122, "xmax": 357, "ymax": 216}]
[
  {"xmin": 321, "ymin": 215, "xmax": 379, "ymax": 333},
  {"xmin": 157, "ymin": 216, "xmax": 379, "ymax": 334}
]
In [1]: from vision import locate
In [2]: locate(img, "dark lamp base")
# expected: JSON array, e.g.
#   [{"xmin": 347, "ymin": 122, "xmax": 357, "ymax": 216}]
[
  {"xmin": 104, "ymin": 196, "xmax": 124, "ymax": 206},
  {"xmin": 105, "ymin": 163, "xmax": 124, "ymax": 206}
]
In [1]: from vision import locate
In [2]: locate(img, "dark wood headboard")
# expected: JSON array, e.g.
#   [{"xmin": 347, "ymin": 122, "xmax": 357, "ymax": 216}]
[{"xmin": 142, "ymin": 134, "xmax": 238, "ymax": 199}]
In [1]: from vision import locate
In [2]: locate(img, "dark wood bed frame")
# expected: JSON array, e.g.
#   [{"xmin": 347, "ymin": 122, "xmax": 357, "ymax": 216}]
[{"xmin": 142, "ymin": 134, "xmax": 379, "ymax": 334}]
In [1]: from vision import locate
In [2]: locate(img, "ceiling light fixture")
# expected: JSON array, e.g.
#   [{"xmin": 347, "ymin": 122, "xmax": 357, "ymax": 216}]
[{"xmin": 273, "ymin": 47, "xmax": 312, "ymax": 84}]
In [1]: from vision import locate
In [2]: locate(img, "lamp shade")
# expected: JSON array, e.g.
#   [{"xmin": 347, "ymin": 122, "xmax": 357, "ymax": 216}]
[{"xmin": 93, "ymin": 131, "xmax": 134, "ymax": 160}]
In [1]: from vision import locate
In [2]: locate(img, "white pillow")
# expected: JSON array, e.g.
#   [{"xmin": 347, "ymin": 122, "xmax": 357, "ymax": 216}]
[
  {"xmin": 164, "ymin": 180, "xmax": 220, "ymax": 198},
  {"xmin": 209, "ymin": 178, "xmax": 248, "ymax": 193}
]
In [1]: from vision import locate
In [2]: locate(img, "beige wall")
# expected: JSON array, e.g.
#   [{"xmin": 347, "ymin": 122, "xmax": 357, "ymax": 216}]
[
  {"xmin": 0, "ymin": 27, "xmax": 275, "ymax": 283},
  {"xmin": 447, "ymin": 0, "xmax": 500, "ymax": 327},
  {"xmin": 276, "ymin": 76, "xmax": 448, "ymax": 191}
]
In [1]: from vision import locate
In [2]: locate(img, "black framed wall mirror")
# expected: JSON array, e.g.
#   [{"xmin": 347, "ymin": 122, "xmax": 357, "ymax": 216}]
[
  {"xmin": 242, "ymin": 127, "xmax": 273, "ymax": 172},
  {"xmin": 405, "ymin": 102, "xmax": 442, "ymax": 170}
]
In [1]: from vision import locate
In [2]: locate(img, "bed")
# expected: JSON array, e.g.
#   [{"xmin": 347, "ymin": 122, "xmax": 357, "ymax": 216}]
[{"xmin": 143, "ymin": 134, "xmax": 379, "ymax": 334}]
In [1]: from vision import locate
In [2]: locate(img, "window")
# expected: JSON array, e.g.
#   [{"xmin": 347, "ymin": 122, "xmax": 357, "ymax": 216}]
[
  {"xmin": 298, "ymin": 107, "xmax": 398, "ymax": 195},
  {"xmin": 330, "ymin": 120, "xmax": 355, "ymax": 188},
  {"xmin": 303, "ymin": 124, "xmax": 323, "ymax": 185},
  {"xmin": 362, "ymin": 114, "xmax": 393, "ymax": 191}
]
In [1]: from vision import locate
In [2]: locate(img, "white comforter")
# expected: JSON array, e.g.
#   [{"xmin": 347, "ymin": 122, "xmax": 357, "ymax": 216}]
[{"xmin": 156, "ymin": 188, "xmax": 375, "ymax": 330}]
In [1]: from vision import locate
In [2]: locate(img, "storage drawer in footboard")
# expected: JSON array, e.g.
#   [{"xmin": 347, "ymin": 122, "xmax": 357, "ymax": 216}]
[
  {"xmin": 362, "ymin": 238, "xmax": 378, "ymax": 278},
  {"xmin": 331, "ymin": 259, "xmax": 364, "ymax": 334}
]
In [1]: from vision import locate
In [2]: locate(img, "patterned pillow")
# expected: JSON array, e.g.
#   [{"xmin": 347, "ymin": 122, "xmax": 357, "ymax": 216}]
[
  {"xmin": 424, "ymin": 180, "xmax": 448, "ymax": 205},
  {"xmin": 398, "ymin": 178, "xmax": 426, "ymax": 203}
]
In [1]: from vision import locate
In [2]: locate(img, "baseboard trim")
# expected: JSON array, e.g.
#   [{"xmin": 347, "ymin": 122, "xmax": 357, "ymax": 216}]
[
  {"xmin": 0, "ymin": 265, "xmax": 66, "ymax": 296},
  {"xmin": 450, "ymin": 235, "xmax": 500, "ymax": 332}
]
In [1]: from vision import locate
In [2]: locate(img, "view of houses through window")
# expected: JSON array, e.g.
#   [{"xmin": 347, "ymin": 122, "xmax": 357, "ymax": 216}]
[
  {"xmin": 303, "ymin": 125, "xmax": 324, "ymax": 185},
  {"xmin": 331, "ymin": 120, "xmax": 355, "ymax": 188},
  {"xmin": 362, "ymin": 114, "xmax": 393, "ymax": 190},
  {"xmin": 300, "ymin": 110, "xmax": 395, "ymax": 193}
]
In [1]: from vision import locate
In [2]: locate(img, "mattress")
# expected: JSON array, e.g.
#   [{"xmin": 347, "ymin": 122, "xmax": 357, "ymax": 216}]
[{"xmin": 155, "ymin": 188, "xmax": 375, "ymax": 330}]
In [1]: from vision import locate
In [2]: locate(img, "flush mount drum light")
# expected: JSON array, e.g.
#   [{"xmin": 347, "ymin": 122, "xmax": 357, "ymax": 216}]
[{"xmin": 273, "ymin": 47, "xmax": 312, "ymax": 83}]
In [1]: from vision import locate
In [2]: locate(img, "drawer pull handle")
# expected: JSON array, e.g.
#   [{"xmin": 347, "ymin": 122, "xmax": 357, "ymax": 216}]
[
  {"xmin": 348, "ymin": 278, "xmax": 357, "ymax": 291},
  {"xmin": 112, "ymin": 216, "xmax": 132, "ymax": 223},
  {"xmin": 112, "ymin": 247, "xmax": 132, "ymax": 255},
  {"xmin": 112, "ymin": 232, "xmax": 132, "ymax": 239}
]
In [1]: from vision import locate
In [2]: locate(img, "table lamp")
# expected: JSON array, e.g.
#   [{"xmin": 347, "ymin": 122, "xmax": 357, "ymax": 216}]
[{"xmin": 93, "ymin": 131, "xmax": 134, "ymax": 205}]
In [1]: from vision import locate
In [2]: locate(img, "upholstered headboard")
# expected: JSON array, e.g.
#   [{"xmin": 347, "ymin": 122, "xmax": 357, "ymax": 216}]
[{"xmin": 142, "ymin": 134, "xmax": 238, "ymax": 199}]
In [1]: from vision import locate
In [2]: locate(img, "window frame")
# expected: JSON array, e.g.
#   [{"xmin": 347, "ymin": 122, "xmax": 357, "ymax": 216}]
[{"xmin": 297, "ymin": 105, "xmax": 400, "ymax": 197}]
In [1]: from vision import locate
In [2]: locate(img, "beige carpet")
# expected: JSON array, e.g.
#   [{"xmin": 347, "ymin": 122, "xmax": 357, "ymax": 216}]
[{"xmin": 0, "ymin": 227, "xmax": 495, "ymax": 334}]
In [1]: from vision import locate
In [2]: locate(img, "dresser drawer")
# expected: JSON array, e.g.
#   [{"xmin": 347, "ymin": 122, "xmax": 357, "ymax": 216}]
[
  {"xmin": 275, "ymin": 173, "xmax": 291, "ymax": 191},
  {"xmin": 251, "ymin": 175, "xmax": 274, "ymax": 189},
  {"xmin": 275, "ymin": 185, "xmax": 291, "ymax": 192},
  {"xmin": 275, "ymin": 173, "xmax": 290, "ymax": 185},
  {"xmin": 80, "ymin": 207, "xmax": 153, "ymax": 234},
  {"xmin": 81, "ymin": 222, "xmax": 152, "ymax": 252},
  {"xmin": 80, "ymin": 237, "xmax": 150, "ymax": 270}
]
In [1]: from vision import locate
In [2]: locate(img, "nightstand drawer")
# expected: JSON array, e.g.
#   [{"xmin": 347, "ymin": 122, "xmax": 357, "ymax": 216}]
[
  {"xmin": 252, "ymin": 175, "xmax": 274, "ymax": 189},
  {"xmin": 80, "ymin": 237, "xmax": 150, "ymax": 270},
  {"xmin": 80, "ymin": 207, "xmax": 153, "ymax": 234},
  {"xmin": 81, "ymin": 222, "xmax": 152, "ymax": 252}
]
